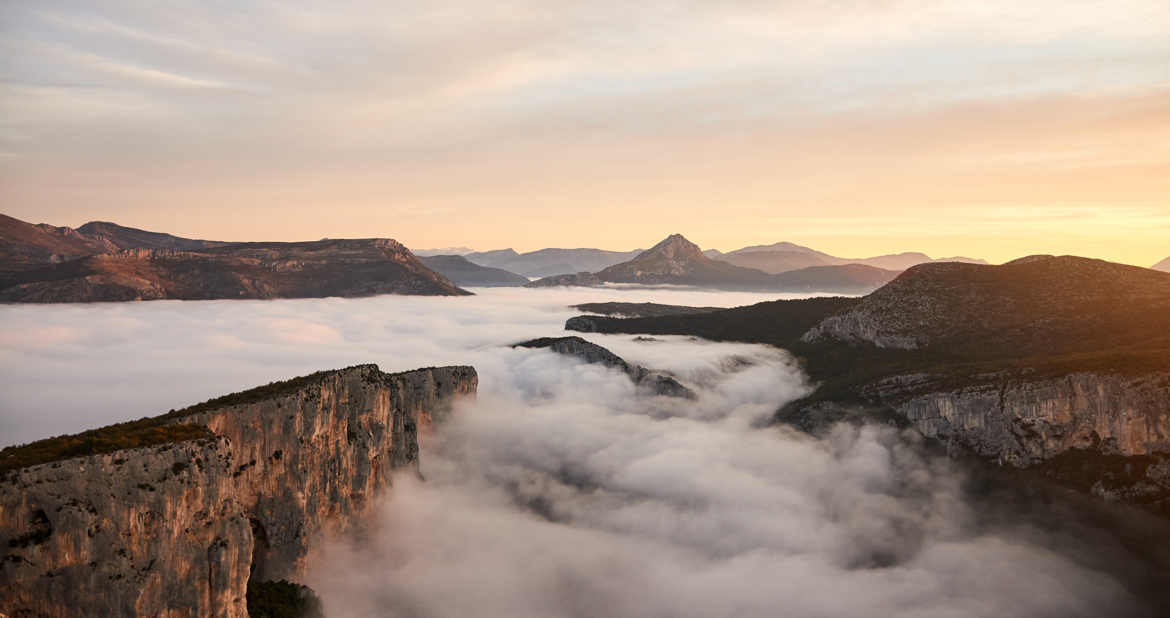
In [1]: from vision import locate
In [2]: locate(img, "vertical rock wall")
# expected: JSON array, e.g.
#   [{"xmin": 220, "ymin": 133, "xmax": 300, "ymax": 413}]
[{"xmin": 0, "ymin": 364, "xmax": 477, "ymax": 617}]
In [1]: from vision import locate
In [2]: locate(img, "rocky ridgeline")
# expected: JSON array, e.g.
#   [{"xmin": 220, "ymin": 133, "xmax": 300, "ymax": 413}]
[{"xmin": 0, "ymin": 364, "xmax": 477, "ymax": 617}]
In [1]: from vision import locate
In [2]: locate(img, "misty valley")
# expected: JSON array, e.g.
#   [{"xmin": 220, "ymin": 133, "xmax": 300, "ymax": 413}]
[
  {"xmin": 3, "ymin": 2, "xmax": 1169, "ymax": 614},
  {"xmin": 3, "ymin": 287, "xmax": 1169, "ymax": 617}
]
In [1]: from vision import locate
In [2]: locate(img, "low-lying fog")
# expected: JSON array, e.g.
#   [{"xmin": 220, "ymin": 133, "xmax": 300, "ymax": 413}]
[{"xmin": 0, "ymin": 288, "xmax": 1162, "ymax": 617}]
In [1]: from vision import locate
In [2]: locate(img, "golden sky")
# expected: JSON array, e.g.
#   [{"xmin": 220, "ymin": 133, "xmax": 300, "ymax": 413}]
[{"xmin": 2, "ymin": 1, "xmax": 1168, "ymax": 265}]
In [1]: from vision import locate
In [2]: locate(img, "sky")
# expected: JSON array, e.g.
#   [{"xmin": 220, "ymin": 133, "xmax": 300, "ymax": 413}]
[
  {"xmin": 1, "ymin": 1, "xmax": 1168, "ymax": 265},
  {"xmin": 3, "ymin": 287, "xmax": 1165, "ymax": 615}
]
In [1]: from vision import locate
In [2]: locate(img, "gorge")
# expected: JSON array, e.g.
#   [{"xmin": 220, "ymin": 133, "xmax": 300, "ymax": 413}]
[{"xmin": 3, "ymin": 287, "xmax": 1170, "ymax": 617}]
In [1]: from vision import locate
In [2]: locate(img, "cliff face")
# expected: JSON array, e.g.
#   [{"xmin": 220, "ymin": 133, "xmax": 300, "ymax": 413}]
[
  {"xmin": 869, "ymin": 372, "xmax": 1170, "ymax": 465},
  {"xmin": 0, "ymin": 364, "xmax": 477, "ymax": 617}
]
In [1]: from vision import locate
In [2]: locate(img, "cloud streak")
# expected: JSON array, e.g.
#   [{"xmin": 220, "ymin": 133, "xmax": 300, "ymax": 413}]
[{"xmin": 2, "ymin": 1, "xmax": 1169, "ymax": 264}]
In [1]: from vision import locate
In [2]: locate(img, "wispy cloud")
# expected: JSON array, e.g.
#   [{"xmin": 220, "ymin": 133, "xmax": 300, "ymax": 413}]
[{"xmin": 1, "ymin": 1, "xmax": 1167, "ymax": 263}]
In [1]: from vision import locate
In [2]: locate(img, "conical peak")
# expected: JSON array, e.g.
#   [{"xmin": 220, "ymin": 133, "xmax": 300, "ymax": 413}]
[{"xmin": 645, "ymin": 234, "xmax": 703, "ymax": 259}]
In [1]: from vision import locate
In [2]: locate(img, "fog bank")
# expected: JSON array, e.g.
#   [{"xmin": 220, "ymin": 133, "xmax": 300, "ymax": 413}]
[{"xmin": 0, "ymin": 287, "xmax": 1161, "ymax": 616}]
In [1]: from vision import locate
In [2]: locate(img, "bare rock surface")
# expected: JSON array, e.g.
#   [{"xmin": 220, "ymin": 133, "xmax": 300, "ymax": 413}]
[{"xmin": 0, "ymin": 364, "xmax": 477, "ymax": 617}]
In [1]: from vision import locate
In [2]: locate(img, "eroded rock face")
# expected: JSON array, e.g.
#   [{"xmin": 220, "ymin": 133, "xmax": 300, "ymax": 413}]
[
  {"xmin": 874, "ymin": 372, "xmax": 1170, "ymax": 466},
  {"xmin": 0, "ymin": 364, "xmax": 477, "ymax": 618}
]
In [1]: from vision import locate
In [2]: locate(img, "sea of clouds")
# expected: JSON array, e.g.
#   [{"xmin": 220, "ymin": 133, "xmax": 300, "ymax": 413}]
[{"xmin": 0, "ymin": 287, "xmax": 1164, "ymax": 617}]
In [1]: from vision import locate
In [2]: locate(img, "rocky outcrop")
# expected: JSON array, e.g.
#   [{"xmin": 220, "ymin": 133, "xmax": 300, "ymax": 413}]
[
  {"xmin": 514, "ymin": 336, "xmax": 694, "ymax": 398},
  {"xmin": 0, "ymin": 364, "xmax": 477, "ymax": 617}
]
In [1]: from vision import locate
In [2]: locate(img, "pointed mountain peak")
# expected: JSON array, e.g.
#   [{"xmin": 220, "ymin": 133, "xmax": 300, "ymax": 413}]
[{"xmin": 643, "ymin": 234, "xmax": 704, "ymax": 260}]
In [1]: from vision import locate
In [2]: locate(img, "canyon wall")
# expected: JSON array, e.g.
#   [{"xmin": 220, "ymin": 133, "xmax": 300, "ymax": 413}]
[
  {"xmin": 869, "ymin": 372, "xmax": 1170, "ymax": 465},
  {"xmin": 0, "ymin": 364, "xmax": 477, "ymax": 617}
]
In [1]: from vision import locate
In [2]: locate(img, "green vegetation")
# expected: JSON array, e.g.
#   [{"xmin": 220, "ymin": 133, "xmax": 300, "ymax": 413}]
[
  {"xmin": 247, "ymin": 579, "xmax": 325, "ymax": 618},
  {"xmin": 164, "ymin": 365, "xmax": 376, "ymax": 419},
  {"xmin": 0, "ymin": 421, "xmax": 212, "ymax": 476}
]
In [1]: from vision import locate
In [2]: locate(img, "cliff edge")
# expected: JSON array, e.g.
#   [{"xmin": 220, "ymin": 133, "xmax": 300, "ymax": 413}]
[{"xmin": 0, "ymin": 364, "xmax": 477, "ymax": 617}]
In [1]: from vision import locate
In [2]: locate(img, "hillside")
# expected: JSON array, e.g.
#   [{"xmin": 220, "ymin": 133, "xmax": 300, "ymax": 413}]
[
  {"xmin": 1, "ymin": 239, "xmax": 470, "ymax": 302},
  {"xmin": 1153, "ymin": 257, "xmax": 1170, "ymax": 273},
  {"xmin": 803, "ymin": 255, "xmax": 1170, "ymax": 356},
  {"xmin": 419, "ymin": 255, "xmax": 528, "ymax": 286}
]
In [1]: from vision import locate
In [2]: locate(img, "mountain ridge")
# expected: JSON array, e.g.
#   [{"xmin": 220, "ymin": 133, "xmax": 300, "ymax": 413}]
[
  {"xmin": 529, "ymin": 233, "xmax": 899, "ymax": 292},
  {"xmin": 0, "ymin": 215, "xmax": 470, "ymax": 301}
]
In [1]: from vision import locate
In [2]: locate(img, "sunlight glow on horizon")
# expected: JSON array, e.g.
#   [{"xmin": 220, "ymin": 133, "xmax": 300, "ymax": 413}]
[{"xmin": 1, "ymin": 1, "xmax": 1167, "ymax": 266}]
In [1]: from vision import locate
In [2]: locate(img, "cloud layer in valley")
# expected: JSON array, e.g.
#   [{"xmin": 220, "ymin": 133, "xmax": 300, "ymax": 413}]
[{"xmin": 1, "ymin": 288, "xmax": 1166, "ymax": 616}]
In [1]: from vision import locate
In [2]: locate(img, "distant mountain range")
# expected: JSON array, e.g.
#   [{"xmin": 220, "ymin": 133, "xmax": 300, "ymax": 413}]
[
  {"xmin": 563, "ymin": 254, "xmax": 1170, "ymax": 516},
  {"xmin": 0, "ymin": 214, "xmax": 467, "ymax": 301},
  {"xmin": 412, "ymin": 247, "xmax": 475, "ymax": 257},
  {"xmin": 705, "ymin": 241, "xmax": 985, "ymax": 273},
  {"xmin": 465, "ymin": 248, "xmax": 644, "ymax": 278},
  {"xmin": 1154, "ymin": 257, "xmax": 1170, "ymax": 273},
  {"xmin": 467, "ymin": 240, "xmax": 985, "ymax": 278},
  {"xmin": 418, "ymin": 255, "xmax": 529, "ymax": 286},
  {"xmin": 529, "ymin": 234, "xmax": 901, "ymax": 293}
]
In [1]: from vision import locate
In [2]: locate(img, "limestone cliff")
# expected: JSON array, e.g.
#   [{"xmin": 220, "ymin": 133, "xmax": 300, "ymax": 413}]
[
  {"xmin": 851, "ymin": 371, "xmax": 1170, "ymax": 511},
  {"xmin": 868, "ymin": 372, "xmax": 1170, "ymax": 465},
  {"xmin": 0, "ymin": 364, "xmax": 477, "ymax": 617}
]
